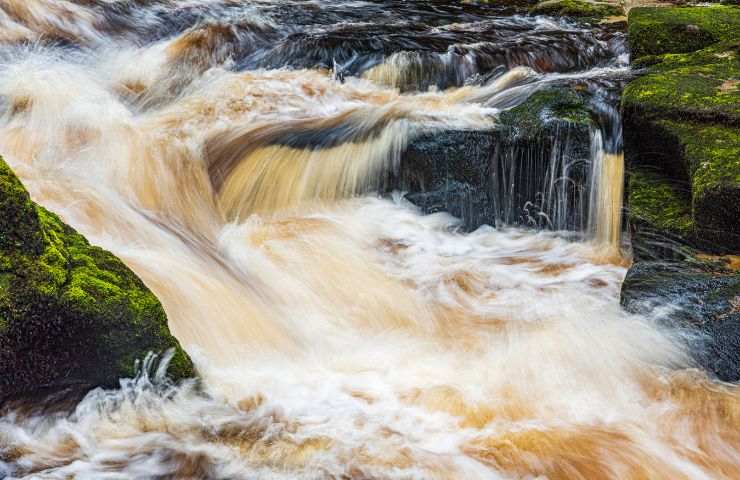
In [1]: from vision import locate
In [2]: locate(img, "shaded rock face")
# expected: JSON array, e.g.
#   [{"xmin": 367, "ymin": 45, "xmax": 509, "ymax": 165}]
[
  {"xmin": 397, "ymin": 87, "xmax": 593, "ymax": 231},
  {"xmin": 0, "ymin": 157, "xmax": 193, "ymax": 402},
  {"xmin": 399, "ymin": 130, "xmax": 497, "ymax": 229},
  {"xmin": 624, "ymin": 118, "xmax": 740, "ymax": 256},
  {"xmin": 621, "ymin": 6, "xmax": 740, "ymax": 381}
]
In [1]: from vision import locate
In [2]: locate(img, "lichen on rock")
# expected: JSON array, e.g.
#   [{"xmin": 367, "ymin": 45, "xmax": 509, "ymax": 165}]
[{"xmin": 0, "ymin": 156, "xmax": 193, "ymax": 402}]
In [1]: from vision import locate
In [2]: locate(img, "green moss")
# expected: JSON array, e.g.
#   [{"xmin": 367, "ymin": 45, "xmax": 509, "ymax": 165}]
[
  {"xmin": 622, "ymin": 40, "xmax": 740, "ymax": 125},
  {"xmin": 0, "ymin": 156, "xmax": 193, "ymax": 399},
  {"xmin": 624, "ymin": 9, "xmax": 740, "ymax": 252},
  {"xmin": 629, "ymin": 5, "xmax": 740, "ymax": 60},
  {"xmin": 659, "ymin": 121, "xmax": 740, "ymax": 200},
  {"xmin": 628, "ymin": 168, "xmax": 694, "ymax": 238},
  {"xmin": 530, "ymin": 0, "xmax": 623, "ymax": 20},
  {"xmin": 499, "ymin": 87, "xmax": 592, "ymax": 135},
  {"xmin": 0, "ymin": 159, "xmax": 43, "ymax": 255}
]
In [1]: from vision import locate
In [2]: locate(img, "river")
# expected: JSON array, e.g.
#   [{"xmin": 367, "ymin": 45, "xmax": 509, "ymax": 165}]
[{"xmin": 1, "ymin": 1, "xmax": 739, "ymax": 479}]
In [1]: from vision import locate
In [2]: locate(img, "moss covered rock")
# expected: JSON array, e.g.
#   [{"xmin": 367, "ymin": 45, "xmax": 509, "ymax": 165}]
[
  {"xmin": 623, "ymin": 40, "xmax": 740, "ymax": 125},
  {"xmin": 659, "ymin": 121, "xmax": 740, "ymax": 249},
  {"xmin": 622, "ymin": 5, "xmax": 740, "ymax": 380},
  {"xmin": 623, "ymin": 6, "xmax": 740, "ymax": 253},
  {"xmin": 628, "ymin": 5, "xmax": 740, "ymax": 60},
  {"xmin": 498, "ymin": 86, "xmax": 592, "ymax": 131},
  {"xmin": 624, "ymin": 117, "xmax": 740, "ymax": 252},
  {"xmin": 530, "ymin": 0, "xmax": 623, "ymax": 20},
  {"xmin": 0, "ymin": 157, "xmax": 193, "ymax": 401},
  {"xmin": 627, "ymin": 167, "xmax": 694, "ymax": 259}
]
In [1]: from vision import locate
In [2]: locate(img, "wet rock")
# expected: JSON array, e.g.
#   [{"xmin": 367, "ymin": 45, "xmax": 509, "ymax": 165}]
[
  {"xmin": 399, "ymin": 131, "xmax": 497, "ymax": 229},
  {"xmin": 0, "ymin": 157, "xmax": 193, "ymax": 403},
  {"xmin": 397, "ymin": 87, "xmax": 593, "ymax": 231},
  {"xmin": 621, "ymin": 256, "xmax": 740, "ymax": 381}
]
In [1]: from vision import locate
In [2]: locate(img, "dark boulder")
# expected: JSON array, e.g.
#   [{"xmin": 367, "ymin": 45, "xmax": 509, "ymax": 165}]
[
  {"xmin": 397, "ymin": 87, "xmax": 593, "ymax": 231},
  {"xmin": 397, "ymin": 130, "xmax": 497, "ymax": 229}
]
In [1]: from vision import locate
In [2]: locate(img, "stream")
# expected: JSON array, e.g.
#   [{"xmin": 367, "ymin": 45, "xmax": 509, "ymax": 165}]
[{"xmin": 1, "ymin": 1, "xmax": 739, "ymax": 479}]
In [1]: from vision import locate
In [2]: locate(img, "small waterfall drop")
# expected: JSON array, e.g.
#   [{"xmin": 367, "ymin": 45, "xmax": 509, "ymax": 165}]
[
  {"xmin": 589, "ymin": 95, "xmax": 626, "ymax": 255},
  {"xmin": 589, "ymin": 131, "xmax": 625, "ymax": 252}
]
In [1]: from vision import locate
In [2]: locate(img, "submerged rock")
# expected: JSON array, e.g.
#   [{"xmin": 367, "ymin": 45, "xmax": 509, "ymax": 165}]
[
  {"xmin": 0, "ymin": 157, "xmax": 193, "ymax": 402},
  {"xmin": 398, "ymin": 86, "xmax": 593, "ymax": 231}
]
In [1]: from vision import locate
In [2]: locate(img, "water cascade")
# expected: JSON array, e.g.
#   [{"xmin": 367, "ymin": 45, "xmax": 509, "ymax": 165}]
[{"xmin": 1, "ymin": 1, "xmax": 739, "ymax": 479}]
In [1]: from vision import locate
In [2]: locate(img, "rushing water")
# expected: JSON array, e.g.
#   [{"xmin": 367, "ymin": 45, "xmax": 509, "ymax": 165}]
[{"xmin": 1, "ymin": 1, "xmax": 740, "ymax": 479}]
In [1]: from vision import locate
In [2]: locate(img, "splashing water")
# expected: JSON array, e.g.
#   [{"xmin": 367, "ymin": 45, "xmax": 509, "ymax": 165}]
[{"xmin": 1, "ymin": 1, "xmax": 739, "ymax": 479}]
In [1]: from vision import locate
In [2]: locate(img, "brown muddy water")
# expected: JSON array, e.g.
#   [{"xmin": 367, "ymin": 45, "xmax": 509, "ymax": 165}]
[{"xmin": 1, "ymin": 1, "xmax": 739, "ymax": 479}]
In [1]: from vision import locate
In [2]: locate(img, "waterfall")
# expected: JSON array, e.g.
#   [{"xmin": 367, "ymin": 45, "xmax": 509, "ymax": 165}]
[
  {"xmin": 2, "ymin": 2, "xmax": 740, "ymax": 479},
  {"xmin": 589, "ymin": 95, "xmax": 626, "ymax": 254},
  {"xmin": 486, "ymin": 78, "xmax": 626, "ymax": 251},
  {"xmin": 589, "ymin": 131, "xmax": 625, "ymax": 252},
  {"xmin": 490, "ymin": 120, "xmax": 592, "ymax": 232}
]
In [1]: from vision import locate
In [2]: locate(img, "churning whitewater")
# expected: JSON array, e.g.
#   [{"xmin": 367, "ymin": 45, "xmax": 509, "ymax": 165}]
[{"xmin": 1, "ymin": 1, "xmax": 740, "ymax": 479}]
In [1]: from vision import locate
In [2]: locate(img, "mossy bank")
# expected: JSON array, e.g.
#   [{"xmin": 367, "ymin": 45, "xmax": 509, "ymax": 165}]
[
  {"xmin": 0, "ymin": 156, "xmax": 193, "ymax": 402},
  {"xmin": 623, "ymin": 5, "xmax": 740, "ymax": 254},
  {"xmin": 621, "ymin": 5, "xmax": 740, "ymax": 381}
]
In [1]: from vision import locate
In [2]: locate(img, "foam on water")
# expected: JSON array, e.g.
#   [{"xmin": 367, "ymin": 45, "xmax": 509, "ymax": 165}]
[{"xmin": 1, "ymin": 1, "xmax": 739, "ymax": 479}]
